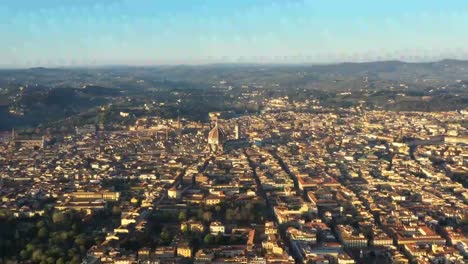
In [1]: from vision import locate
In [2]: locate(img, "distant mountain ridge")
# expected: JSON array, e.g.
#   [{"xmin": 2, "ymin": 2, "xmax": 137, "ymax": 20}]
[
  {"xmin": 0, "ymin": 59, "xmax": 467, "ymax": 130},
  {"xmin": 2, "ymin": 59, "xmax": 467, "ymax": 90}
]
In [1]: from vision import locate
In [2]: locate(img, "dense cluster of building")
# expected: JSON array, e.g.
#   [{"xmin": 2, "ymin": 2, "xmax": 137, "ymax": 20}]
[{"xmin": 0, "ymin": 97, "xmax": 467, "ymax": 264}]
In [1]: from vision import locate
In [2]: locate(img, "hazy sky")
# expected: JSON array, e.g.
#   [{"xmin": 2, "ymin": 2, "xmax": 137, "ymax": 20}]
[{"xmin": 1, "ymin": 0, "xmax": 468, "ymax": 67}]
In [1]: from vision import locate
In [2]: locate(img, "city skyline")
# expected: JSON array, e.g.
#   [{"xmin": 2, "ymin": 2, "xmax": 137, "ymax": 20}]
[{"xmin": 1, "ymin": 0, "xmax": 468, "ymax": 67}]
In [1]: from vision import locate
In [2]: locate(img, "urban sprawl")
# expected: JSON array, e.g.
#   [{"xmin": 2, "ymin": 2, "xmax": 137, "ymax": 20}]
[{"xmin": 1, "ymin": 97, "xmax": 467, "ymax": 264}]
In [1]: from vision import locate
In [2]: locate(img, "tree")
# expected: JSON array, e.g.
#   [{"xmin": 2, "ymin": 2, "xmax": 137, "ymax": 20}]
[
  {"xmin": 178, "ymin": 211, "xmax": 187, "ymax": 221},
  {"xmin": 67, "ymin": 248, "xmax": 79, "ymax": 260},
  {"xmin": 160, "ymin": 227, "xmax": 172, "ymax": 244},
  {"xmin": 71, "ymin": 223, "xmax": 80, "ymax": 232},
  {"xmin": 32, "ymin": 249, "xmax": 43, "ymax": 262},
  {"xmin": 74, "ymin": 234, "xmax": 88, "ymax": 247},
  {"xmin": 38, "ymin": 227, "xmax": 49, "ymax": 239},
  {"xmin": 203, "ymin": 234, "xmax": 214, "ymax": 244},
  {"xmin": 58, "ymin": 231, "xmax": 69, "ymax": 242},
  {"xmin": 48, "ymin": 246, "xmax": 63, "ymax": 258},
  {"xmin": 52, "ymin": 212, "xmax": 66, "ymax": 224},
  {"xmin": 226, "ymin": 209, "xmax": 234, "ymax": 222},
  {"xmin": 196, "ymin": 208, "xmax": 204, "ymax": 220},
  {"xmin": 19, "ymin": 249, "xmax": 29, "ymax": 259},
  {"xmin": 202, "ymin": 212, "xmax": 212, "ymax": 222},
  {"xmin": 70, "ymin": 255, "xmax": 81, "ymax": 264},
  {"xmin": 0, "ymin": 209, "xmax": 12, "ymax": 219},
  {"xmin": 214, "ymin": 234, "xmax": 224, "ymax": 245},
  {"xmin": 112, "ymin": 205, "xmax": 121, "ymax": 215},
  {"xmin": 36, "ymin": 220, "xmax": 46, "ymax": 229},
  {"xmin": 26, "ymin": 243, "xmax": 35, "ymax": 252},
  {"xmin": 245, "ymin": 202, "xmax": 254, "ymax": 211}
]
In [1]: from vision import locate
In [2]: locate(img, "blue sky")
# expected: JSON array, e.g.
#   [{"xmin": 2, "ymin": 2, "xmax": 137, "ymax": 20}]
[{"xmin": 0, "ymin": 0, "xmax": 468, "ymax": 67}]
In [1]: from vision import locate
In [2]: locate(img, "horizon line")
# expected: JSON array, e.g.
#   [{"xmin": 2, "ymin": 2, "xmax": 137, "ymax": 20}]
[{"xmin": 0, "ymin": 58, "xmax": 467, "ymax": 70}]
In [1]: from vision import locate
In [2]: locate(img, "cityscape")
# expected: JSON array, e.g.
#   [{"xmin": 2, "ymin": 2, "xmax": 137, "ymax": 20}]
[
  {"xmin": 1, "ymin": 1, "xmax": 468, "ymax": 264},
  {"xmin": 1, "ymin": 92, "xmax": 467, "ymax": 263}
]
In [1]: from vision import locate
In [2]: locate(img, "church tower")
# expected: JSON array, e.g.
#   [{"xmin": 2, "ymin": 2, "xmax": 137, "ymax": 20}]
[{"xmin": 235, "ymin": 123, "xmax": 240, "ymax": 140}]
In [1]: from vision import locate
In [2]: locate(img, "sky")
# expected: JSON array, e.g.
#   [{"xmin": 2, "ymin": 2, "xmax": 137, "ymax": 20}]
[{"xmin": 0, "ymin": 0, "xmax": 468, "ymax": 67}]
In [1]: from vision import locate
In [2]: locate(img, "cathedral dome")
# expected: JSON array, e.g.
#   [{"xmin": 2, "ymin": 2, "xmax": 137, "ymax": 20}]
[{"xmin": 208, "ymin": 122, "xmax": 226, "ymax": 145}]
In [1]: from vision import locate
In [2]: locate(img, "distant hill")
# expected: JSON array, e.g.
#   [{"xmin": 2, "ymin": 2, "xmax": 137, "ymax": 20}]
[
  {"xmin": 2, "ymin": 59, "xmax": 468, "ymax": 86},
  {"xmin": 0, "ymin": 59, "xmax": 467, "ymax": 129}
]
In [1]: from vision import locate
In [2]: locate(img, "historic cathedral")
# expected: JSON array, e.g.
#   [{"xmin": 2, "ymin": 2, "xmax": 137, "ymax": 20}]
[{"xmin": 207, "ymin": 121, "xmax": 226, "ymax": 153}]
